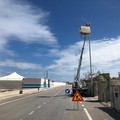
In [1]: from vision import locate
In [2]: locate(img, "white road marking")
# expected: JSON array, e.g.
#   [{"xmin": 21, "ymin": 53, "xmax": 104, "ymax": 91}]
[
  {"xmin": 0, "ymin": 97, "xmax": 26, "ymax": 106},
  {"xmin": 83, "ymin": 108, "xmax": 93, "ymax": 120},
  {"xmin": 43, "ymin": 102, "xmax": 46, "ymax": 105},
  {"xmin": 0, "ymin": 88, "xmax": 55, "ymax": 106},
  {"xmin": 29, "ymin": 111, "xmax": 34, "ymax": 115},
  {"xmin": 82, "ymin": 104, "xmax": 84, "ymax": 107},
  {"xmin": 0, "ymin": 93, "xmax": 37, "ymax": 106},
  {"xmin": 54, "ymin": 88, "xmax": 65, "ymax": 96},
  {"xmin": 38, "ymin": 105, "xmax": 42, "ymax": 109},
  {"xmin": 50, "ymin": 97, "xmax": 52, "ymax": 100},
  {"xmin": 0, "ymin": 94, "xmax": 21, "ymax": 101},
  {"xmin": 0, "ymin": 87, "xmax": 64, "ymax": 106}
]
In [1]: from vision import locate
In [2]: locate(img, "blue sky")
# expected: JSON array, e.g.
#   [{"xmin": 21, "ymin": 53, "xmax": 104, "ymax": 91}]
[{"xmin": 0, "ymin": 0, "xmax": 120, "ymax": 81}]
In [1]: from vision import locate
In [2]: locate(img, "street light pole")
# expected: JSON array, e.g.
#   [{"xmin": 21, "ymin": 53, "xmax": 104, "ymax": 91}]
[{"xmin": 88, "ymin": 34, "xmax": 93, "ymax": 96}]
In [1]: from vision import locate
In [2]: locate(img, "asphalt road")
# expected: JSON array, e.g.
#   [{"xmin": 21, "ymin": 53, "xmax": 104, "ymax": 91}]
[{"xmin": 0, "ymin": 86, "xmax": 120, "ymax": 120}]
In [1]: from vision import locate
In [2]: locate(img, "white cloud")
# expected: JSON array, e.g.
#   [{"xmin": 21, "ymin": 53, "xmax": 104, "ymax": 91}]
[
  {"xmin": 0, "ymin": 0, "xmax": 57, "ymax": 51},
  {"xmin": 47, "ymin": 36, "xmax": 120, "ymax": 81},
  {"xmin": 89, "ymin": 37, "xmax": 120, "ymax": 68},
  {"xmin": 1, "ymin": 35, "xmax": 120, "ymax": 81},
  {"xmin": 0, "ymin": 60, "xmax": 41, "ymax": 69}
]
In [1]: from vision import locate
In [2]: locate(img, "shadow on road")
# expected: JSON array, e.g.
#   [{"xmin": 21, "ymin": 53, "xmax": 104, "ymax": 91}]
[
  {"xmin": 66, "ymin": 108, "xmax": 80, "ymax": 111},
  {"xmin": 36, "ymin": 94, "xmax": 71, "ymax": 99},
  {"xmin": 85, "ymin": 99, "xmax": 98, "ymax": 102},
  {"xmin": 36, "ymin": 95, "xmax": 52, "ymax": 98},
  {"xmin": 95, "ymin": 107, "xmax": 120, "ymax": 120}
]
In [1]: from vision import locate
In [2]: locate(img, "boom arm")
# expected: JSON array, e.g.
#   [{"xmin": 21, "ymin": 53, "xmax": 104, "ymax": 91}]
[{"xmin": 75, "ymin": 36, "xmax": 86, "ymax": 88}]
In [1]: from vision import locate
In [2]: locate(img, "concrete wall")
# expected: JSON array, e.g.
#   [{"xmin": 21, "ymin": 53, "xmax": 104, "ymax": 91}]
[
  {"xmin": 0, "ymin": 81, "xmax": 22, "ymax": 89},
  {"xmin": 110, "ymin": 80, "xmax": 120, "ymax": 111},
  {"xmin": 86, "ymin": 80, "xmax": 91, "ymax": 96},
  {"xmin": 93, "ymin": 81, "xmax": 98, "ymax": 96},
  {"xmin": 53, "ymin": 82, "xmax": 66, "ymax": 87},
  {"xmin": 86, "ymin": 76, "xmax": 99, "ymax": 96},
  {"xmin": 98, "ymin": 75, "xmax": 110, "ymax": 102},
  {"xmin": 86, "ymin": 73, "xmax": 110, "ymax": 99}
]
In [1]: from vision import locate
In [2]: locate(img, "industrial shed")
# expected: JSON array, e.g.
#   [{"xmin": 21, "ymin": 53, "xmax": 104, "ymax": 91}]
[
  {"xmin": 23, "ymin": 78, "xmax": 41, "ymax": 88},
  {"xmin": 23, "ymin": 78, "xmax": 51, "ymax": 88},
  {"xmin": 0, "ymin": 72, "xmax": 24, "ymax": 90}
]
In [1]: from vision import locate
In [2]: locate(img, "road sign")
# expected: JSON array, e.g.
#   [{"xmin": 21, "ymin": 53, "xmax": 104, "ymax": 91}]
[
  {"xmin": 65, "ymin": 88, "xmax": 70, "ymax": 94},
  {"xmin": 72, "ymin": 90, "xmax": 84, "ymax": 101}
]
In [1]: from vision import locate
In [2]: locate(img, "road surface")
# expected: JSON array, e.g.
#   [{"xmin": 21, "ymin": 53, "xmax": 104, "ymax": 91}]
[{"xmin": 0, "ymin": 86, "xmax": 120, "ymax": 120}]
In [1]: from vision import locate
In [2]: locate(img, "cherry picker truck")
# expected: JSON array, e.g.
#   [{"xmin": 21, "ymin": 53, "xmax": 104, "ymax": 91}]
[{"xmin": 72, "ymin": 23, "xmax": 91, "ymax": 97}]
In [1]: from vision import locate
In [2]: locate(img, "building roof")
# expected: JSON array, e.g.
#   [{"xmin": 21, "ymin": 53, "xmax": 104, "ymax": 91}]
[{"xmin": 0, "ymin": 72, "xmax": 24, "ymax": 81}]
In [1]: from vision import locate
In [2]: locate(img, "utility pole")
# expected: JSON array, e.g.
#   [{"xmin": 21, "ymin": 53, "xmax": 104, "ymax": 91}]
[
  {"xmin": 88, "ymin": 32, "xmax": 94, "ymax": 96},
  {"xmin": 46, "ymin": 71, "xmax": 48, "ymax": 79}
]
